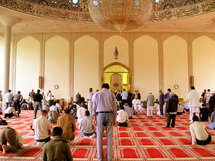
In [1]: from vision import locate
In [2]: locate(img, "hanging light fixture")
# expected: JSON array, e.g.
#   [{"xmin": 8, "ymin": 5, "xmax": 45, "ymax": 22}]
[{"xmin": 88, "ymin": 0, "xmax": 153, "ymax": 32}]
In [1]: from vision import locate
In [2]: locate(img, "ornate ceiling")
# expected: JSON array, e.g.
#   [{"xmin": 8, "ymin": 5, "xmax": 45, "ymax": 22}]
[{"xmin": 0, "ymin": 0, "xmax": 215, "ymax": 33}]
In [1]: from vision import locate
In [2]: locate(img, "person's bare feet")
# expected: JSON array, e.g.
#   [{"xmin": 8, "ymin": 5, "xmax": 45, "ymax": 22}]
[{"xmin": 2, "ymin": 145, "xmax": 6, "ymax": 155}]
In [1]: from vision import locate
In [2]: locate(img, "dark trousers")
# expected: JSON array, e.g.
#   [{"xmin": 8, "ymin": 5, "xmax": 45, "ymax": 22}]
[
  {"xmin": 14, "ymin": 100, "xmax": 21, "ymax": 115},
  {"xmin": 34, "ymin": 102, "xmax": 42, "ymax": 119},
  {"xmin": 159, "ymin": 103, "xmax": 164, "ymax": 115},
  {"xmin": 118, "ymin": 122, "xmax": 128, "ymax": 127},
  {"xmin": 121, "ymin": 100, "xmax": 127, "ymax": 107},
  {"xmin": 166, "ymin": 114, "xmax": 176, "ymax": 127},
  {"xmin": 5, "ymin": 102, "xmax": 11, "ymax": 109},
  {"xmin": 196, "ymin": 135, "xmax": 211, "ymax": 145},
  {"xmin": 4, "ymin": 113, "xmax": 14, "ymax": 118}
]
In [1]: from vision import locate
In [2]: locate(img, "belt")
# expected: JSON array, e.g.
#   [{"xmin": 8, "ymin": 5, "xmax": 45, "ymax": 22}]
[{"xmin": 98, "ymin": 111, "xmax": 112, "ymax": 113}]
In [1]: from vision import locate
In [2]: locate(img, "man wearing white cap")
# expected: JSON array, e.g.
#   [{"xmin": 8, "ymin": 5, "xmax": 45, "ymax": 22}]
[
  {"xmin": 188, "ymin": 86, "xmax": 200, "ymax": 121},
  {"xmin": 146, "ymin": 92, "xmax": 154, "ymax": 117}
]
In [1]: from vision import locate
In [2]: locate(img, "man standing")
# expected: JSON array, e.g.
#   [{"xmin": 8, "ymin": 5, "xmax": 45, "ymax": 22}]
[
  {"xmin": 29, "ymin": 89, "xmax": 35, "ymax": 102},
  {"xmin": 33, "ymin": 89, "xmax": 43, "ymax": 119},
  {"xmin": 121, "ymin": 89, "xmax": 128, "ymax": 107},
  {"xmin": 146, "ymin": 92, "xmax": 155, "ymax": 117},
  {"xmin": 166, "ymin": 94, "xmax": 178, "ymax": 128},
  {"xmin": 92, "ymin": 83, "xmax": 117, "ymax": 161},
  {"xmin": 159, "ymin": 90, "xmax": 165, "ymax": 115},
  {"xmin": 209, "ymin": 90, "xmax": 215, "ymax": 117},
  {"xmin": 13, "ymin": 91, "xmax": 23, "ymax": 116},
  {"xmin": 43, "ymin": 127, "xmax": 73, "ymax": 161},
  {"xmin": 4, "ymin": 90, "xmax": 13, "ymax": 109},
  {"xmin": 87, "ymin": 88, "xmax": 94, "ymax": 116},
  {"xmin": 32, "ymin": 110, "xmax": 51, "ymax": 146},
  {"xmin": 57, "ymin": 108, "xmax": 76, "ymax": 142},
  {"xmin": 188, "ymin": 86, "xmax": 200, "ymax": 120}
]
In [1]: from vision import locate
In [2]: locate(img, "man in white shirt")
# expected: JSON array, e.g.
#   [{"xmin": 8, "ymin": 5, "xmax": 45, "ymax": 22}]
[
  {"xmin": 116, "ymin": 106, "xmax": 129, "ymax": 127},
  {"xmin": 48, "ymin": 101, "xmax": 60, "ymax": 123},
  {"xmin": 4, "ymin": 90, "xmax": 13, "ymax": 109},
  {"xmin": 205, "ymin": 89, "xmax": 212, "ymax": 108},
  {"xmin": 121, "ymin": 89, "xmax": 128, "ymax": 107},
  {"xmin": 132, "ymin": 95, "xmax": 142, "ymax": 114},
  {"xmin": 4, "ymin": 106, "xmax": 17, "ymax": 118},
  {"xmin": 188, "ymin": 86, "xmax": 200, "ymax": 120},
  {"xmin": 32, "ymin": 110, "xmax": 51, "ymax": 146},
  {"xmin": 77, "ymin": 102, "xmax": 87, "ymax": 124},
  {"xmin": 79, "ymin": 110, "xmax": 96, "ymax": 138},
  {"xmin": 190, "ymin": 115, "xmax": 211, "ymax": 145},
  {"xmin": 87, "ymin": 88, "xmax": 94, "ymax": 116}
]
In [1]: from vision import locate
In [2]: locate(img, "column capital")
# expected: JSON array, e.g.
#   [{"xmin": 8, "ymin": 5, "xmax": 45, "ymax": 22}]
[{"xmin": 0, "ymin": 15, "xmax": 21, "ymax": 27}]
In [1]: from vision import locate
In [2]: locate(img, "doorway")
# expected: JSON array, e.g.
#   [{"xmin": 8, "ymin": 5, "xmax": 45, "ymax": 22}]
[{"xmin": 103, "ymin": 63, "xmax": 130, "ymax": 91}]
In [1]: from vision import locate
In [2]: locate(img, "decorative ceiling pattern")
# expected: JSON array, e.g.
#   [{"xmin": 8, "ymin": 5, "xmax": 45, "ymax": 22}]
[
  {"xmin": 151, "ymin": 0, "xmax": 215, "ymax": 22},
  {"xmin": 0, "ymin": 0, "xmax": 214, "ymax": 23}
]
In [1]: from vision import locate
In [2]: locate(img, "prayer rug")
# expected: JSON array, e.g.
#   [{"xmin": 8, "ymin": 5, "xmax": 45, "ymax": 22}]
[{"xmin": 0, "ymin": 110, "xmax": 215, "ymax": 161}]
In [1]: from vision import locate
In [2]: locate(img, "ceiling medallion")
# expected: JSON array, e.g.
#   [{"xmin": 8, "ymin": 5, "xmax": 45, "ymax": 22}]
[{"xmin": 88, "ymin": 0, "xmax": 153, "ymax": 32}]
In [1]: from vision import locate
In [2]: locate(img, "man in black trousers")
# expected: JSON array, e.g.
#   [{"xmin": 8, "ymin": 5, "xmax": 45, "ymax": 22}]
[{"xmin": 165, "ymin": 93, "xmax": 178, "ymax": 128}]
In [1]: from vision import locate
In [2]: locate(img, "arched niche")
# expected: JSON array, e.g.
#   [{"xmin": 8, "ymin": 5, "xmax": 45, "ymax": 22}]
[
  {"xmin": 163, "ymin": 35, "xmax": 188, "ymax": 99},
  {"xmin": 133, "ymin": 35, "xmax": 159, "ymax": 99},
  {"xmin": 104, "ymin": 35, "xmax": 129, "ymax": 67},
  {"xmin": 74, "ymin": 35, "xmax": 99, "ymax": 98},
  {"xmin": 16, "ymin": 36, "xmax": 40, "ymax": 98},
  {"xmin": 103, "ymin": 62, "xmax": 130, "ymax": 92},
  {"xmin": 0, "ymin": 36, "xmax": 4, "ymax": 91},
  {"xmin": 45, "ymin": 36, "xmax": 70, "ymax": 99},
  {"xmin": 192, "ymin": 36, "xmax": 215, "ymax": 93}
]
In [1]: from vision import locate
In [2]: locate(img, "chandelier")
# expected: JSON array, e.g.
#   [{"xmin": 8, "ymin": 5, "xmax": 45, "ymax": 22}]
[{"xmin": 88, "ymin": 0, "xmax": 153, "ymax": 32}]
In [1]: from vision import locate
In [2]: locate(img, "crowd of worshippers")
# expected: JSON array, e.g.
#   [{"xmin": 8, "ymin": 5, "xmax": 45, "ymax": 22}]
[{"xmin": 0, "ymin": 86, "xmax": 214, "ymax": 159}]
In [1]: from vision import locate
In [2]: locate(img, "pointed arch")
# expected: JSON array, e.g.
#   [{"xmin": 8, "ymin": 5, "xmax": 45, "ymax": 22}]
[
  {"xmin": 192, "ymin": 35, "xmax": 215, "ymax": 93},
  {"xmin": 16, "ymin": 36, "xmax": 40, "ymax": 97},
  {"xmin": 104, "ymin": 35, "xmax": 129, "ymax": 67},
  {"xmin": 163, "ymin": 35, "xmax": 188, "ymax": 98}
]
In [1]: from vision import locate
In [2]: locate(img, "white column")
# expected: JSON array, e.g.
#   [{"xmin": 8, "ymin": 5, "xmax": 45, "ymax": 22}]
[
  {"xmin": 0, "ymin": 15, "xmax": 21, "ymax": 93},
  {"xmin": 2, "ymin": 26, "xmax": 11, "ymax": 93}
]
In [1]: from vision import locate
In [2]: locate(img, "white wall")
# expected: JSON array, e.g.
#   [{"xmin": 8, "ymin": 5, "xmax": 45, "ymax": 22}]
[
  {"xmin": 0, "ymin": 36, "xmax": 4, "ymax": 91},
  {"xmin": 134, "ymin": 35, "xmax": 159, "ymax": 100},
  {"xmin": 74, "ymin": 35, "xmax": 99, "ymax": 99},
  {"xmin": 163, "ymin": 36, "xmax": 188, "ymax": 98},
  {"xmin": 104, "ymin": 35, "xmax": 129, "ymax": 67},
  {"xmin": 44, "ymin": 36, "xmax": 70, "ymax": 100},
  {"xmin": 16, "ymin": 36, "xmax": 40, "ymax": 98},
  {"xmin": 193, "ymin": 36, "xmax": 215, "ymax": 93}
]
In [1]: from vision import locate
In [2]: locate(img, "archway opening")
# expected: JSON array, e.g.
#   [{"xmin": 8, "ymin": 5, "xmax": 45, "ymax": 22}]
[{"xmin": 103, "ymin": 63, "xmax": 130, "ymax": 91}]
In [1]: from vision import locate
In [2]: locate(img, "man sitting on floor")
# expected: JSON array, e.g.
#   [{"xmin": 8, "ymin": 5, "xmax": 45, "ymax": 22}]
[
  {"xmin": 43, "ymin": 127, "xmax": 73, "ymax": 161},
  {"xmin": 0, "ymin": 127, "xmax": 23, "ymax": 155},
  {"xmin": 79, "ymin": 110, "xmax": 96, "ymax": 138},
  {"xmin": 4, "ymin": 106, "xmax": 17, "ymax": 118},
  {"xmin": 116, "ymin": 106, "xmax": 129, "ymax": 127},
  {"xmin": 57, "ymin": 108, "xmax": 76, "ymax": 142},
  {"xmin": 32, "ymin": 110, "xmax": 52, "ymax": 146},
  {"xmin": 48, "ymin": 101, "xmax": 60, "ymax": 123},
  {"xmin": 123, "ymin": 102, "xmax": 133, "ymax": 119}
]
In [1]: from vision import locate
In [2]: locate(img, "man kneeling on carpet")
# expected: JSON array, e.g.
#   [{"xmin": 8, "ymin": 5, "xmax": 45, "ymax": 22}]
[
  {"xmin": 4, "ymin": 106, "xmax": 17, "ymax": 118},
  {"xmin": 79, "ymin": 110, "xmax": 96, "ymax": 138},
  {"xmin": 43, "ymin": 127, "xmax": 73, "ymax": 161},
  {"xmin": 116, "ymin": 106, "xmax": 129, "ymax": 127},
  {"xmin": 0, "ymin": 127, "xmax": 23, "ymax": 155},
  {"xmin": 190, "ymin": 114, "xmax": 211, "ymax": 145}
]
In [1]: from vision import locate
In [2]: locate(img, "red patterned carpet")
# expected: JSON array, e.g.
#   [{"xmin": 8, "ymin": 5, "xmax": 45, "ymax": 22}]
[{"xmin": 0, "ymin": 110, "xmax": 215, "ymax": 161}]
